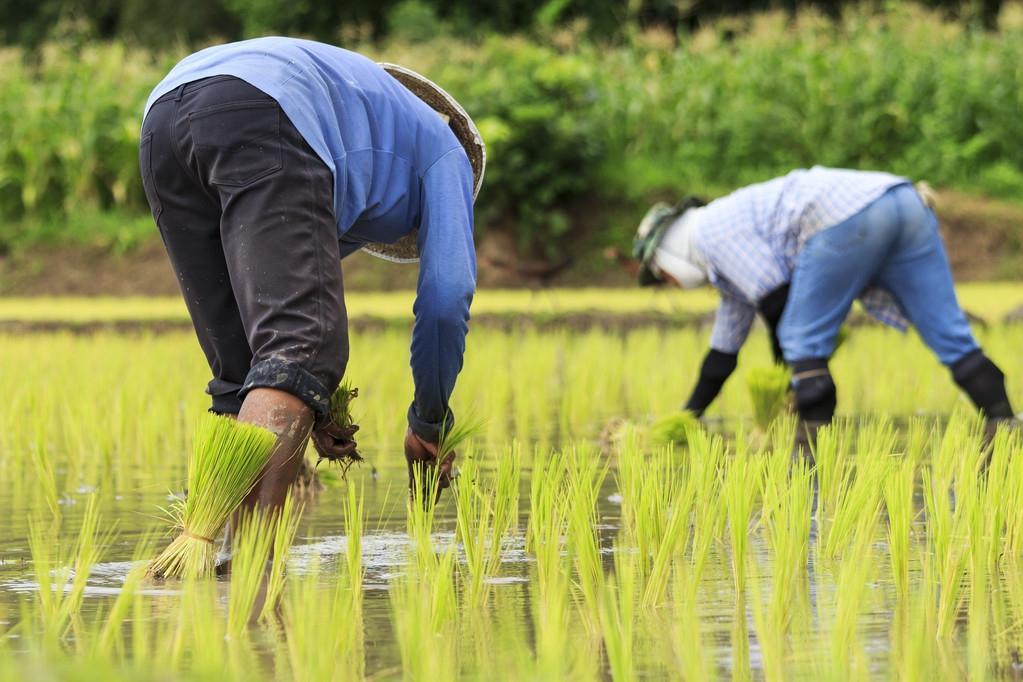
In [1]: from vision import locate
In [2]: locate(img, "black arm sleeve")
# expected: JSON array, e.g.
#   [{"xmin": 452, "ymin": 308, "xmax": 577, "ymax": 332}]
[
  {"xmin": 757, "ymin": 283, "xmax": 790, "ymax": 365},
  {"xmin": 684, "ymin": 349, "xmax": 739, "ymax": 416}
]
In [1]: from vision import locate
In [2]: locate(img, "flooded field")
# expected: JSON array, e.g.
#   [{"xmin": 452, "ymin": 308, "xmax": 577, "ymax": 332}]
[{"xmin": 2, "ymin": 321, "xmax": 1023, "ymax": 680}]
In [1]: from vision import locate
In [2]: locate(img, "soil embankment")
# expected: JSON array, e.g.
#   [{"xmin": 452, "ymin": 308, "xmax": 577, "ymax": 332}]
[{"xmin": 1, "ymin": 190, "xmax": 1020, "ymax": 296}]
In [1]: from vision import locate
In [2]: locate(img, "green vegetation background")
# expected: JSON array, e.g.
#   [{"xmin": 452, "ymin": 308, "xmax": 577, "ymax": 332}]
[{"xmin": 1, "ymin": 1, "xmax": 1022, "ymax": 267}]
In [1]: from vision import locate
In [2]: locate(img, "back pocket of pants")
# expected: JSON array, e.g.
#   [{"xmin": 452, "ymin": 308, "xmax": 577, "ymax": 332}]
[
  {"xmin": 189, "ymin": 99, "xmax": 283, "ymax": 187},
  {"xmin": 138, "ymin": 131, "xmax": 163, "ymax": 222}
]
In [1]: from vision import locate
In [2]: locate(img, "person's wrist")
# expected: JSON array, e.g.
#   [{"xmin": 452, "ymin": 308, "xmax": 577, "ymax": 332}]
[{"xmin": 406, "ymin": 402, "xmax": 452, "ymax": 444}]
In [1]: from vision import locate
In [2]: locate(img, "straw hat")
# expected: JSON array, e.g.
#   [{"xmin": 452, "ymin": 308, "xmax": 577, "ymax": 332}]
[{"xmin": 362, "ymin": 63, "xmax": 487, "ymax": 263}]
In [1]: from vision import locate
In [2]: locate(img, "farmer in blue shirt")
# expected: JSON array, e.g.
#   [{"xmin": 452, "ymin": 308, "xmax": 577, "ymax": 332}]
[
  {"xmin": 632, "ymin": 167, "xmax": 1017, "ymax": 457},
  {"xmin": 140, "ymin": 38, "xmax": 484, "ymax": 506}
]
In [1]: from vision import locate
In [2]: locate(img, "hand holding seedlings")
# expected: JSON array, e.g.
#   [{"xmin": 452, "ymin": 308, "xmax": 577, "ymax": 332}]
[
  {"xmin": 405, "ymin": 417, "xmax": 481, "ymax": 504},
  {"xmin": 312, "ymin": 382, "xmax": 363, "ymax": 473},
  {"xmin": 405, "ymin": 428, "xmax": 454, "ymax": 504}
]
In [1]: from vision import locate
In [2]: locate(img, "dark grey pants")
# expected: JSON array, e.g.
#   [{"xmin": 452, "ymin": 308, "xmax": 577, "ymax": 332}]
[{"xmin": 140, "ymin": 76, "xmax": 347, "ymax": 416}]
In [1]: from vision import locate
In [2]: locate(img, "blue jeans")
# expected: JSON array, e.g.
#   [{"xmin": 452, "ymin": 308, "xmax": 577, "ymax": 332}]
[{"xmin": 778, "ymin": 184, "xmax": 978, "ymax": 366}]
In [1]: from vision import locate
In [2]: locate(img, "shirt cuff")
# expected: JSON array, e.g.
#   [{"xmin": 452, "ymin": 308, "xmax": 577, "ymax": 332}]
[{"xmin": 407, "ymin": 402, "xmax": 454, "ymax": 444}]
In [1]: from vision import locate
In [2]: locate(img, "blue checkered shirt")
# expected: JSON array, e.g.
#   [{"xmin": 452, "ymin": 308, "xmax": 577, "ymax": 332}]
[{"xmin": 692, "ymin": 167, "xmax": 911, "ymax": 353}]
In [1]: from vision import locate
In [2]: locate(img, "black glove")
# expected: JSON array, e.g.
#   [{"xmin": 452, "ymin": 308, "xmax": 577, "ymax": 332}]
[
  {"xmin": 684, "ymin": 349, "xmax": 739, "ymax": 417},
  {"xmin": 757, "ymin": 283, "xmax": 790, "ymax": 365}
]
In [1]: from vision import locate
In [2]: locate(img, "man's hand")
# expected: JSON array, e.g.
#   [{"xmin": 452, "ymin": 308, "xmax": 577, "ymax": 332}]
[
  {"xmin": 404, "ymin": 427, "xmax": 456, "ymax": 504},
  {"xmin": 311, "ymin": 420, "xmax": 361, "ymax": 464}
]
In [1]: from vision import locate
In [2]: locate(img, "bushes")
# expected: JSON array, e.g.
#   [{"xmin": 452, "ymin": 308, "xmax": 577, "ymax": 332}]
[
  {"xmin": 0, "ymin": 43, "xmax": 169, "ymax": 222},
  {"xmin": 598, "ymin": 6, "xmax": 1023, "ymax": 198},
  {"xmin": 2, "ymin": 5, "xmax": 1023, "ymax": 257},
  {"xmin": 424, "ymin": 37, "xmax": 609, "ymax": 255}
]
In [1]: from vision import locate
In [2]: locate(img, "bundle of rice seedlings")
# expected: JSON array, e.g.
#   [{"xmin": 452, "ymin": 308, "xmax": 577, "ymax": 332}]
[
  {"xmin": 438, "ymin": 414, "xmax": 484, "ymax": 462},
  {"xmin": 148, "ymin": 414, "xmax": 277, "ymax": 579},
  {"xmin": 747, "ymin": 365, "xmax": 792, "ymax": 431},
  {"xmin": 650, "ymin": 411, "xmax": 701, "ymax": 446},
  {"xmin": 314, "ymin": 381, "xmax": 363, "ymax": 475},
  {"xmin": 329, "ymin": 380, "xmax": 359, "ymax": 432}
]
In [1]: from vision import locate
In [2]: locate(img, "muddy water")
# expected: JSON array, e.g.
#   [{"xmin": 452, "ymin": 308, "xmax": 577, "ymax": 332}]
[{"xmin": 0, "ymin": 434, "xmax": 975, "ymax": 678}]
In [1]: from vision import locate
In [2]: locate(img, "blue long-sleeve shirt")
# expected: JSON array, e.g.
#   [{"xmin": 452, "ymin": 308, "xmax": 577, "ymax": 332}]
[{"xmin": 143, "ymin": 38, "xmax": 476, "ymax": 440}]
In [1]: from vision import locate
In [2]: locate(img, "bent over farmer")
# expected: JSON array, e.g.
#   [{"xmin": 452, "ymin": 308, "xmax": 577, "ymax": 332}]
[
  {"xmin": 139, "ymin": 37, "xmax": 484, "ymax": 506},
  {"xmin": 632, "ymin": 167, "xmax": 1017, "ymax": 455}
]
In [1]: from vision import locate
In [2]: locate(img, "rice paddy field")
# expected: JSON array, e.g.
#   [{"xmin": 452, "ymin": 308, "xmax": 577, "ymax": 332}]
[{"xmin": 3, "ymin": 286, "xmax": 1023, "ymax": 680}]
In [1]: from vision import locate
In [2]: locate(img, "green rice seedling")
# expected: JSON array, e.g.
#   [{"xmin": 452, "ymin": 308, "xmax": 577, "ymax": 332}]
[
  {"xmin": 966, "ymin": 502, "xmax": 993, "ymax": 680},
  {"xmin": 599, "ymin": 549, "xmax": 637, "ymax": 682},
  {"xmin": 29, "ymin": 433, "xmax": 61, "ymax": 521},
  {"xmin": 989, "ymin": 571, "xmax": 1013, "ymax": 679},
  {"xmin": 172, "ymin": 578, "xmax": 240, "ymax": 679},
  {"xmin": 922, "ymin": 464, "xmax": 971, "ymax": 640},
  {"xmin": 530, "ymin": 531, "xmax": 572, "ymax": 678},
  {"xmin": 565, "ymin": 447, "xmax": 610, "ymax": 632},
  {"xmin": 453, "ymin": 456, "xmax": 496, "ymax": 605},
  {"xmin": 526, "ymin": 448, "xmax": 570, "ymax": 556},
  {"xmin": 463, "ymin": 587, "xmax": 534, "ymax": 680},
  {"xmin": 747, "ymin": 449, "xmax": 813, "ymax": 681},
  {"xmin": 962, "ymin": 439, "xmax": 1010, "ymax": 677},
  {"xmin": 390, "ymin": 544, "xmax": 459, "ymax": 681},
  {"xmin": 649, "ymin": 411, "xmax": 700, "ymax": 446},
  {"xmin": 812, "ymin": 422, "xmax": 850, "ymax": 524},
  {"xmin": 328, "ymin": 380, "xmax": 359, "ymax": 429},
  {"xmin": 826, "ymin": 523, "xmax": 876, "ymax": 679},
  {"xmin": 259, "ymin": 492, "xmax": 303, "ymax": 622},
  {"xmin": 507, "ymin": 333, "xmax": 560, "ymax": 445},
  {"xmin": 730, "ymin": 589, "xmax": 754, "ymax": 682},
  {"xmin": 640, "ymin": 472, "xmax": 696, "ymax": 606},
  {"xmin": 281, "ymin": 557, "xmax": 364, "ymax": 681},
  {"xmin": 902, "ymin": 417, "xmax": 935, "ymax": 467},
  {"xmin": 438, "ymin": 412, "xmax": 485, "ymax": 462},
  {"xmin": 489, "ymin": 441, "xmax": 522, "ymax": 563},
  {"xmin": 890, "ymin": 572, "xmax": 946, "ymax": 682},
  {"xmin": 87, "ymin": 532, "xmax": 158, "ymax": 661},
  {"xmin": 227, "ymin": 508, "xmax": 275, "ymax": 636},
  {"xmin": 342, "ymin": 478, "xmax": 365, "ymax": 599},
  {"xmin": 149, "ymin": 414, "xmax": 277, "ymax": 579},
  {"xmin": 931, "ymin": 412, "xmax": 985, "ymax": 491},
  {"xmin": 764, "ymin": 414, "xmax": 796, "ymax": 460},
  {"xmin": 746, "ymin": 549, "xmax": 786, "ymax": 681},
  {"xmin": 452, "ymin": 445, "xmax": 518, "ymax": 597},
  {"xmin": 762, "ymin": 450, "xmax": 814, "ymax": 630},
  {"xmin": 999, "ymin": 559, "xmax": 1023, "ymax": 676},
  {"xmin": 29, "ymin": 494, "xmax": 111, "ymax": 645},
  {"xmin": 883, "ymin": 456, "xmax": 916, "ymax": 599},
  {"xmin": 408, "ymin": 461, "xmax": 444, "ymax": 571},
  {"xmin": 666, "ymin": 564, "xmax": 712, "ymax": 681},
  {"xmin": 725, "ymin": 447, "xmax": 762, "ymax": 597},
  {"xmin": 998, "ymin": 431, "xmax": 1023, "ymax": 555},
  {"xmin": 820, "ymin": 421, "xmax": 895, "ymax": 560},
  {"xmin": 686, "ymin": 428, "xmax": 728, "ymax": 581},
  {"xmin": 616, "ymin": 431, "xmax": 677, "ymax": 572},
  {"xmin": 525, "ymin": 450, "xmax": 579, "ymax": 679},
  {"xmin": 746, "ymin": 365, "xmax": 791, "ymax": 431}
]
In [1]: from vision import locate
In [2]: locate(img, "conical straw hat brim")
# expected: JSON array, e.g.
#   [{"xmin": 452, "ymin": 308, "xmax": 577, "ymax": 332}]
[{"xmin": 360, "ymin": 63, "xmax": 486, "ymax": 264}]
